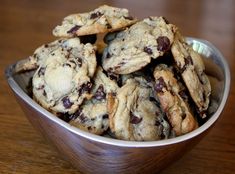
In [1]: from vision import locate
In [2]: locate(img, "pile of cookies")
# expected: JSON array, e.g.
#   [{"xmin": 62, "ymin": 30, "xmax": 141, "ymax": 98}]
[{"xmin": 16, "ymin": 5, "xmax": 211, "ymax": 141}]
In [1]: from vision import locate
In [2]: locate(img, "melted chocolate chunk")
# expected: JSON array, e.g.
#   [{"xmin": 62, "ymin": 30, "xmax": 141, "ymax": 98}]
[
  {"xmin": 67, "ymin": 25, "xmax": 81, "ymax": 34},
  {"xmin": 38, "ymin": 67, "xmax": 45, "ymax": 77},
  {"xmin": 102, "ymin": 114, "xmax": 109, "ymax": 119},
  {"xmin": 79, "ymin": 113, "xmax": 87, "ymax": 123},
  {"xmin": 43, "ymin": 90, "xmax": 47, "ymax": 97},
  {"xmin": 94, "ymin": 85, "xmax": 106, "ymax": 101},
  {"xmin": 106, "ymin": 52, "xmax": 111, "ymax": 59},
  {"xmin": 162, "ymin": 17, "xmax": 170, "ymax": 24},
  {"xmin": 157, "ymin": 36, "xmax": 170, "ymax": 52},
  {"xmin": 63, "ymin": 63, "xmax": 71, "ymax": 67},
  {"xmin": 76, "ymin": 57, "xmax": 82, "ymax": 67},
  {"xmin": 155, "ymin": 77, "xmax": 167, "ymax": 93},
  {"xmin": 69, "ymin": 59, "xmax": 76, "ymax": 65},
  {"xmin": 90, "ymin": 11, "xmax": 103, "ymax": 19},
  {"xmin": 103, "ymin": 69, "xmax": 121, "ymax": 86},
  {"xmin": 70, "ymin": 109, "xmax": 82, "ymax": 121},
  {"xmin": 180, "ymin": 56, "xmax": 193, "ymax": 73},
  {"xmin": 130, "ymin": 113, "xmax": 142, "ymax": 124},
  {"xmin": 78, "ymin": 82, "xmax": 92, "ymax": 96},
  {"xmin": 62, "ymin": 96, "xmax": 73, "ymax": 109},
  {"xmin": 155, "ymin": 120, "xmax": 161, "ymax": 126},
  {"xmin": 58, "ymin": 112, "xmax": 73, "ymax": 122},
  {"xmin": 144, "ymin": 46, "xmax": 153, "ymax": 55},
  {"xmin": 106, "ymin": 22, "xmax": 112, "ymax": 29}
]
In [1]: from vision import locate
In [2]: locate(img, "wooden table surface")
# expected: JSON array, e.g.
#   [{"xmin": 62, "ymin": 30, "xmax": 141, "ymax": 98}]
[{"xmin": 1, "ymin": 0, "xmax": 235, "ymax": 173}]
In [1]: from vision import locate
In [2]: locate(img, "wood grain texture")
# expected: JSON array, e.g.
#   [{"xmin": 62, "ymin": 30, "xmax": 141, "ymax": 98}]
[{"xmin": 1, "ymin": 0, "xmax": 235, "ymax": 173}]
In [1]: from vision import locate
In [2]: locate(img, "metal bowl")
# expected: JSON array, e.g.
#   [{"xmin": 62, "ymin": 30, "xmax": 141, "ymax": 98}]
[{"xmin": 5, "ymin": 38, "xmax": 230, "ymax": 174}]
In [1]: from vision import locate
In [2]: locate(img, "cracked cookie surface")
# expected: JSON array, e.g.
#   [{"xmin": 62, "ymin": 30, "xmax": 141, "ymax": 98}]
[
  {"xmin": 69, "ymin": 66, "xmax": 119, "ymax": 134},
  {"xmin": 108, "ymin": 78, "xmax": 170, "ymax": 141},
  {"xmin": 32, "ymin": 38, "xmax": 97, "ymax": 114},
  {"xmin": 171, "ymin": 32, "xmax": 211, "ymax": 117},
  {"xmin": 102, "ymin": 16, "xmax": 176, "ymax": 74},
  {"xmin": 53, "ymin": 5, "xmax": 137, "ymax": 37},
  {"xmin": 153, "ymin": 64, "xmax": 198, "ymax": 135}
]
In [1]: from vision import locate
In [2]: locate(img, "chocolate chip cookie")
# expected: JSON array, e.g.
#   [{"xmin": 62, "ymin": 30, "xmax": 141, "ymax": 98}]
[
  {"xmin": 102, "ymin": 16, "xmax": 177, "ymax": 74},
  {"xmin": 171, "ymin": 32, "xmax": 211, "ymax": 117},
  {"xmin": 69, "ymin": 66, "xmax": 119, "ymax": 134},
  {"xmin": 32, "ymin": 38, "xmax": 97, "ymax": 114},
  {"xmin": 15, "ymin": 38, "xmax": 90, "ymax": 73},
  {"xmin": 153, "ymin": 64, "xmax": 198, "ymax": 135},
  {"xmin": 53, "ymin": 5, "xmax": 137, "ymax": 37},
  {"xmin": 108, "ymin": 78, "xmax": 170, "ymax": 141}
]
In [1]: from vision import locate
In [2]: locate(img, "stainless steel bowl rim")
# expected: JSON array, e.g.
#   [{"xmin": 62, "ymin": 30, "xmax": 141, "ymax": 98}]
[{"xmin": 5, "ymin": 37, "xmax": 230, "ymax": 147}]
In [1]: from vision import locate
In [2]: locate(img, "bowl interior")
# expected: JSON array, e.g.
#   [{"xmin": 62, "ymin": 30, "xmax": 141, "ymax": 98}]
[{"xmin": 5, "ymin": 37, "xmax": 230, "ymax": 147}]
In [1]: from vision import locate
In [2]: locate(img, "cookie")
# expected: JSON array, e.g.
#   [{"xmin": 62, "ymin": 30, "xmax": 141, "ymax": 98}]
[
  {"xmin": 52, "ymin": 5, "xmax": 137, "ymax": 37},
  {"xmin": 108, "ymin": 78, "xmax": 170, "ymax": 141},
  {"xmin": 32, "ymin": 38, "xmax": 97, "ymax": 114},
  {"xmin": 15, "ymin": 38, "xmax": 91, "ymax": 73},
  {"xmin": 171, "ymin": 32, "xmax": 211, "ymax": 117},
  {"xmin": 69, "ymin": 66, "xmax": 119, "ymax": 135},
  {"xmin": 102, "ymin": 16, "xmax": 177, "ymax": 74},
  {"xmin": 153, "ymin": 64, "xmax": 198, "ymax": 136}
]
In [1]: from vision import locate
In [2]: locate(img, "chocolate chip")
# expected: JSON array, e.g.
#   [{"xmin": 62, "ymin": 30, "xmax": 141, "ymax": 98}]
[
  {"xmin": 102, "ymin": 114, "xmax": 109, "ymax": 119},
  {"xmin": 44, "ymin": 44, "xmax": 48, "ymax": 48},
  {"xmin": 157, "ymin": 36, "xmax": 170, "ymax": 52},
  {"xmin": 69, "ymin": 59, "xmax": 76, "ymax": 65},
  {"xmin": 162, "ymin": 17, "xmax": 170, "ymax": 24},
  {"xmin": 79, "ymin": 113, "xmax": 87, "ymax": 123},
  {"xmin": 57, "ymin": 112, "xmax": 72, "ymax": 122},
  {"xmin": 78, "ymin": 82, "xmax": 92, "ymax": 96},
  {"xmin": 155, "ymin": 120, "xmax": 161, "ymax": 126},
  {"xmin": 38, "ymin": 67, "xmax": 45, "ymax": 77},
  {"xmin": 63, "ymin": 63, "xmax": 71, "ymax": 67},
  {"xmin": 67, "ymin": 25, "xmax": 81, "ymax": 34},
  {"xmin": 155, "ymin": 77, "xmax": 167, "ymax": 93},
  {"xmin": 179, "ymin": 90, "xmax": 188, "ymax": 101},
  {"xmin": 43, "ymin": 90, "xmax": 47, "ymax": 97},
  {"xmin": 77, "ymin": 58, "xmax": 82, "ymax": 67},
  {"xmin": 180, "ymin": 56, "xmax": 193, "ymax": 73},
  {"xmin": 144, "ymin": 46, "xmax": 153, "ymax": 55},
  {"xmin": 124, "ymin": 16, "xmax": 134, "ymax": 20},
  {"xmin": 62, "ymin": 96, "xmax": 73, "ymax": 109},
  {"xmin": 106, "ymin": 23, "xmax": 112, "ymax": 29},
  {"xmin": 106, "ymin": 52, "xmax": 111, "ymax": 59},
  {"xmin": 94, "ymin": 85, "xmax": 106, "ymax": 101},
  {"xmin": 90, "ymin": 11, "xmax": 103, "ymax": 19},
  {"xmin": 130, "ymin": 112, "xmax": 142, "ymax": 124},
  {"xmin": 87, "ymin": 126, "xmax": 92, "ymax": 130},
  {"xmin": 106, "ymin": 71, "xmax": 121, "ymax": 85},
  {"xmin": 70, "ymin": 109, "xmax": 82, "ymax": 121}
]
